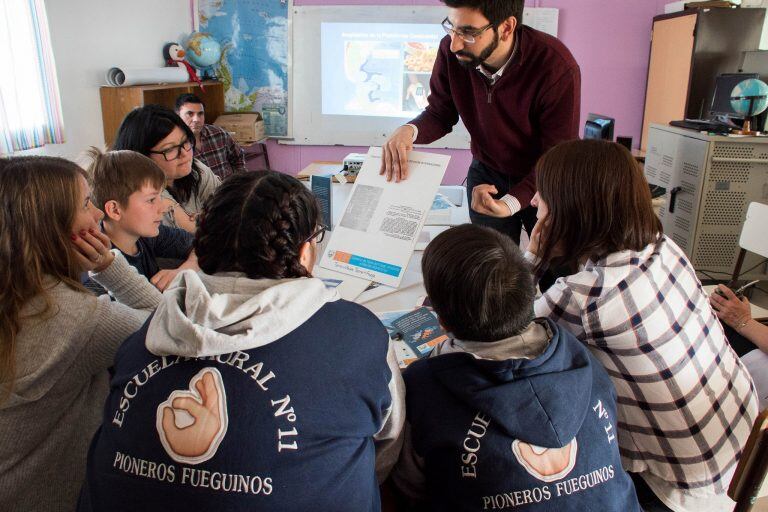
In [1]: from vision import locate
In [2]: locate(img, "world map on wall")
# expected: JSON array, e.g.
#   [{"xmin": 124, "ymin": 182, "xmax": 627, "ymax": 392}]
[{"xmin": 199, "ymin": 0, "xmax": 289, "ymax": 136}]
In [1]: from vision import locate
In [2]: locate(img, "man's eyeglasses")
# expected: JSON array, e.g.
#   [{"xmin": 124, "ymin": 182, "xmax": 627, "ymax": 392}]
[
  {"xmin": 441, "ymin": 17, "xmax": 494, "ymax": 44},
  {"xmin": 149, "ymin": 139, "xmax": 193, "ymax": 162},
  {"xmin": 302, "ymin": 225, "xmax": 327, "ymax": 245}
]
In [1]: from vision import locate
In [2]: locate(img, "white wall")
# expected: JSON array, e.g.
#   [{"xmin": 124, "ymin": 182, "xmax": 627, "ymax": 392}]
[{"xmin": 21, "ymin": 0, "xmax": 192, "ymax": 160}]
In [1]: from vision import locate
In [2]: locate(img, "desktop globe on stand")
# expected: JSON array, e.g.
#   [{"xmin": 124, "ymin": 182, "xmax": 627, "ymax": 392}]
[
  {"xmin": 731, "ymin": 78, "xmax": 768, "ymax": 135},
  {"xmin": 185, "ymin": 32, "xmax": 222, "ymax": 80}
]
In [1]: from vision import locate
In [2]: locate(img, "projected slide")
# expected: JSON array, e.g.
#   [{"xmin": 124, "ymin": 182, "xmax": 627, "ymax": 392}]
[{"xmin": 321, "ymin": 23, "xmax": 443, "ymax": 118}]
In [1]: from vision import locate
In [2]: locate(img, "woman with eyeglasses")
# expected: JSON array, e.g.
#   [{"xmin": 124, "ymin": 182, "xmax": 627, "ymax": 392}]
[
  {"xmin": 112, "ymin": 104, "xmax": 221, "ymax": 233},
  {"xmin": 78, "ymin": 171, "xmax": 405, "ymax": 512}
]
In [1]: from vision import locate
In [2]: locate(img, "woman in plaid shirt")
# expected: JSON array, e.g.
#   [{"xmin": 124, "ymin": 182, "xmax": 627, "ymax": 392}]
[{"xmin": 525, "ymin": 140, "xmax": 757, "ymax": 512}]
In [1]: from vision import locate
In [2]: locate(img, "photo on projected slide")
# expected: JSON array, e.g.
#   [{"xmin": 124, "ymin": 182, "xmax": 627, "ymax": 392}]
[
  {"xmin": 403, "ymin": 73, "xmax": 430, "ymax": 111},
  {"xmin": 321, "ymin": 22, "xmax": 443, "ymax": 118}
]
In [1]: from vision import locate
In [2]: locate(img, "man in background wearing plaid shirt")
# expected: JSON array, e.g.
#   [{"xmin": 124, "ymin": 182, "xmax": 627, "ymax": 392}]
[{"xmin": 176, "ymin": 94, "xmax": 246, "ymax": 180}]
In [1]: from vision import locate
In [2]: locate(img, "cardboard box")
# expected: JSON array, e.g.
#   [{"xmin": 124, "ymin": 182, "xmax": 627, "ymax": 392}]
[{"xmin": 213, "ymin": 113, "xmax": 265, "ymax": 143}]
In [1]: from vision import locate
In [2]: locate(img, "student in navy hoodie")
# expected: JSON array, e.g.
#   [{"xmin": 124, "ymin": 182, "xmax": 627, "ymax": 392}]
[
  {"xmin": 78, "ymin": 171, "xmax": 405, "ymax": 512},
  {"xmin": 392, "ymin": 224, "xmax": 640, "ymax": 511}
]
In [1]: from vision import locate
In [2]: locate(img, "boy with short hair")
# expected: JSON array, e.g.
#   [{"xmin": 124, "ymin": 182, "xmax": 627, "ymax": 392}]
[
  {"xmin": 392, "ymin": 224, "xmax": 640, "ymax": 511},
  {"xmin": 88, "ymin": 149, "xmax": 198, "ymax": 291}
]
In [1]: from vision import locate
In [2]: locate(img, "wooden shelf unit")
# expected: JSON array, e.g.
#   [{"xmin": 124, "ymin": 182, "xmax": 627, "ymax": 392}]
[{"xmin": 99, "ymin": 81, "xmax": 224, "ymax": 147}]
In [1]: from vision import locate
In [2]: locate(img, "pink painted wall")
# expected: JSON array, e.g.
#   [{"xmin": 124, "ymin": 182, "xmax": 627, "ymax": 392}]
[{"xmin": 262, "ymin": 0, "xmax": 668, "ymax": 184}]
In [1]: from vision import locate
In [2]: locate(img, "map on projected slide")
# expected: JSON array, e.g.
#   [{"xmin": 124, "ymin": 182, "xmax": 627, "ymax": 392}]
[
  {"xmin": 321, "ymin": 23, "xmax": 443, "ymax": 118},
  {"xmin": 199, "ymin": 0, "xmax": 290, "ymax": 136}
]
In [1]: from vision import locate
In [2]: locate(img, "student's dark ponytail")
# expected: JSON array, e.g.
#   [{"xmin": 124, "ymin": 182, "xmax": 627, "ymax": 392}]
[{"xmin": 195, "ymin": 171, "xmax": 319, "ymax": 279}]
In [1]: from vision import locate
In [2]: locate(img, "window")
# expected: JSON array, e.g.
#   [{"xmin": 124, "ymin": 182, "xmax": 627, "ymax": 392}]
[{"xmin": 0, "ymin": 0, "xmax": 65, "ymax": 154}]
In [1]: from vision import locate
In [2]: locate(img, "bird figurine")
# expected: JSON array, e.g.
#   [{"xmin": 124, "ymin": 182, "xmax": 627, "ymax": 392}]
[{"xmin": 163, "ymin": 42, "xmax": 204, "ymax": 90}]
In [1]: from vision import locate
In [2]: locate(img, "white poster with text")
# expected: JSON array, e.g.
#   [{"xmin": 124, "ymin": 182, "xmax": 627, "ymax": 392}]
[{"xmin": 319, "ymin": 147, "xmax": 448, "ymax": 287}]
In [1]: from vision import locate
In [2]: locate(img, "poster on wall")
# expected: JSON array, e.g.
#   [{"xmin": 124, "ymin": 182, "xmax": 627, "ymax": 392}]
[
  {"xmin": 319, "ymin": 147, "xmax": 449, "ymax": 288},
  {"xmin": 197, "ymin": 0, "xmax": 291, "ymax": 137},
  {"xmin": 522, "ymin": 8, "xmax": 559, "ymax": 37}
]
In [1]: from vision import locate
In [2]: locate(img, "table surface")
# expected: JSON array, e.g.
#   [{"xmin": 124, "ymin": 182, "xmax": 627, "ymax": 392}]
[
  {"xmin": 363, "ymin": 251, "xmax": 426, "ymax": 313},
  {"xmin": 312, "ymin": 182, "xmax": 768, "ymax": 343},
  {"xmin": 312, "ymin": 181, "xmax": 469, "ymax": 314}
]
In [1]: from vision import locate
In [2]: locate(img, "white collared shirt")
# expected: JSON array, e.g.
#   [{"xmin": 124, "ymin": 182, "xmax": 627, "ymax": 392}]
[
  {"xmin": 475, "ymin": 44, "xmax": 515, "ymax": 85},
  {"xmin": 476, "ymin": 34, "xmax": 519, "ymax": 84}
]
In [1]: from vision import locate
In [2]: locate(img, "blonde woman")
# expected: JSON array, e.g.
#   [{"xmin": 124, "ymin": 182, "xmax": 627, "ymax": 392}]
[{"xmin": 0, "ymin": 156, "xmax": 161, "ymax": 512}]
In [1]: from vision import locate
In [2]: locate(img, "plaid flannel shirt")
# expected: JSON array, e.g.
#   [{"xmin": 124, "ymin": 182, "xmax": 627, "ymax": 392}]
[
  {"xmin": 195, "ymin": 124, "xmax": 246, "ymax": 179},
  {"xmin": 532, "ymin": 235, "xmax": 757, "ymax": 511}
]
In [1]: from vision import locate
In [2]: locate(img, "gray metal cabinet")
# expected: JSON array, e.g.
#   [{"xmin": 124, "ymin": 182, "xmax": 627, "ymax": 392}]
[{"xmin": 645, "ymin": 123, "xmax": 768, "ymax": 279}]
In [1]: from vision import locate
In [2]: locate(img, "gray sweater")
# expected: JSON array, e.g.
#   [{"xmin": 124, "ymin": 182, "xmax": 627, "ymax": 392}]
[{"xmin": 0, "ymin": 253, "xmax": 161, "ymax": 512}]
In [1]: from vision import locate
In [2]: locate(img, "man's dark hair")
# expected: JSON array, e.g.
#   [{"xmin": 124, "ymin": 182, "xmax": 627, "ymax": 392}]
[
  {"xmin": 195, "ymin": 170, "xmax": 320, "ymax": 279},
  {"xmin": 442, "ymin": 0, "xmax": 524, "ymax": 27},
  {"xmin": 175, "ymin": 93, "xmax": 205, "ymax": 112},
  {"xmin": 422, "ymin": 224, "xmax": 534, "ymax": 342}
]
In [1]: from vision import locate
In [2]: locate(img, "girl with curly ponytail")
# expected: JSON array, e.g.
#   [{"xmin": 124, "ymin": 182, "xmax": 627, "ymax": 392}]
[
  {"xmin": 194, "ymin": 170, "xmax": 320, "ymax": 279},
  {"xmin": 81, "ymin": 171, "xmax": 405, "ymax": 512}
]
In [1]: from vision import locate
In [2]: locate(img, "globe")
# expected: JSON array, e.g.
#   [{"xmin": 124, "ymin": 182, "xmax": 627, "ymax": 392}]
[
  {"xmin": 730, "ymin": 78, "xmax": 768, "ymax": 118},
  {"xmin": 185, "ymin": 32, "xmax": 222, "ymax": 69}
]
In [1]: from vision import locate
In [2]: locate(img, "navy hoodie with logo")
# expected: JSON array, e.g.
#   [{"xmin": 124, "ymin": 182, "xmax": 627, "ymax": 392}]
[
  {"xmin": 396, "ymin": 319, "xmax": 640, "ymax": 511},
  {"xmin": 77, "ymin": 270, "xmax": 404, "ymax": 512}
]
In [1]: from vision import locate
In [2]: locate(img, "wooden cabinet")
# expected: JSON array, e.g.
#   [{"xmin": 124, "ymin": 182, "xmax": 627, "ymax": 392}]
[{"xmin": 99, "ymin": 81, "xmax": 224, "ymax": 147}]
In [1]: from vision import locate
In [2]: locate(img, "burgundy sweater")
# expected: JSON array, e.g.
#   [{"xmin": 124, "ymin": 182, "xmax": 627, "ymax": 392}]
[{"xmin": 410, "ymin": 26, "xmax": 581, "ymax": 207}]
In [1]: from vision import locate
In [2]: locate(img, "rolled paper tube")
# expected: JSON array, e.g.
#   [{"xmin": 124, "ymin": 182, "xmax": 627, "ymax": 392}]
[{"xmin": 105, "ymin": 66, "xmax": 188, "ymax": 86}]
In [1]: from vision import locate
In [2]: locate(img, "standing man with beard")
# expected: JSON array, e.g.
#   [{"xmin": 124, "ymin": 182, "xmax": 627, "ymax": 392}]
[{"xmin": 380, "ymin": 0, "xmax": 580, "ymax": 246}]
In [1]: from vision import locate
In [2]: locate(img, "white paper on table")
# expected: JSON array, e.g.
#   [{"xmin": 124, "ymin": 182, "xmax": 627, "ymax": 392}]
[
  {"xmin": 313, "ymin": 266, "xmax": 370, "ymax": 302},
  {"xmin": 355, "ymin": 269, "xmax": 423, "ymax": 305},
  {"xmin": 425, "ymin": 192, "xmax": 456, "ymax": 225},
  {"xmin": 415, "ymin": 225, "xmax": 451, "ymax": 251},
  {"xmin": 319, "ymin": 147, "xmax": 449, "ymax": 287}
]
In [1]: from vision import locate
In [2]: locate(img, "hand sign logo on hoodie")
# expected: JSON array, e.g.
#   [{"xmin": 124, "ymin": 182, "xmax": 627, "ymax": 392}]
[
  {"xmin": 156, "ymin": 368, "xmax": 229, "ymax": 465},
  {"xmin": 511, "ymin": 438, "xmax": 578, "ymax": 482}
]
